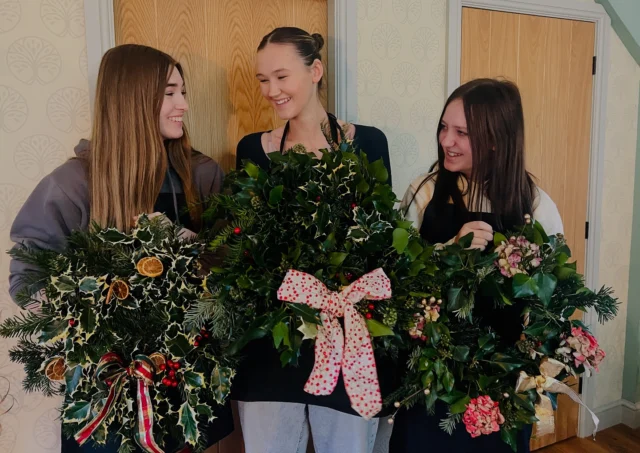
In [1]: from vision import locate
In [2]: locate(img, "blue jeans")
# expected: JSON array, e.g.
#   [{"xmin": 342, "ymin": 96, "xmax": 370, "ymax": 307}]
[{"xmin": 237, "ymin": 401, "xmax": 392, "ymax": 453}]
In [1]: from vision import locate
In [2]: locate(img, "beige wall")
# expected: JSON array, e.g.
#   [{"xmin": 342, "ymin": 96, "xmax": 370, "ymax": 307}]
[
  {"xmin": 357, "ymin": 0, "xmax": 640, "ymax": 412},
  {"xmin": 0, "ymin": 0, "xmax": 89, "ymax": 451}
]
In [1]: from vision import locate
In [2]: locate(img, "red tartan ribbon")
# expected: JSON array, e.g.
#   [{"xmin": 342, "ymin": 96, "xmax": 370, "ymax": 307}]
[
  {"xmin": 277, "ymin": 268, "xmax": 392, "ymax": 419},
  {"xmin": 74, "ymin": 352, "xmax": 163, "ymax": 453}
]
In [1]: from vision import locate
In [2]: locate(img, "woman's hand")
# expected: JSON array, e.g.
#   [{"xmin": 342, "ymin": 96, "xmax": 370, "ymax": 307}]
[
  {"xmin": 455, "ymin": 221, "xmax": 493, "ymax": 251},
  {"xmin": 134, "ymin": 212, "xmax": 196, "ymax": 241}
]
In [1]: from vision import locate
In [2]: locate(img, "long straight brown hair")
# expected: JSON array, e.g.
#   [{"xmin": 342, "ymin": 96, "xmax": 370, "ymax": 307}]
[
  {"xmin": 409, "ymin": 78, "xmax": 535, "ymax": 229},
  {"xmin": 89, "ymin": 44, "xmax": 201, "ymax": 232}
]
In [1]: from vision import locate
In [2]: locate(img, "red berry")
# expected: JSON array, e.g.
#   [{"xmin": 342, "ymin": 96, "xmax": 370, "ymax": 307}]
[
  {"xmin": 203, "ymin": 333, "xmax": 210, "ymax": 339},
  {"xmin": 368, "ymin": 304, "xmax": 375, "ymax": 310},
  {"xmin": 243, "ymin": 250, "xmax": 250, "ymax": 257},
  {"xmin": 365, "ymin": 313, "xmax": 372, "ymax": 319},
  {"xmin": 162, "ymin": 378, "xmax": 171, "ymax": 386},
  {"xmin": 351, "ymin": 203, "xmax": 357, "ymax": 209},
  {"xmin": 200, "ymin": 328, "xmax": 207, "ymax": 335},
  {"xmin": 335, "ymin": 273, "xmax": 340, "ymax": 279},
  {"xmin": 233, "ymin": 227, "xmax": 242, "ymax": 235},
  {"xmin": 172, "ymin": 362, "xmax": 180, "ymax": 370},
  {"xmin": 169, "ymin": 370, "xmax": 176, "ymax": 378},
  {"xmin": 159, "ymin": 364, "xmax": 166, "ymax": 371},
  {"xmin": 171, "ymin": 381, "xmax": 178, "ymax": 388},
  {"xmin": 68, "ymin": 319, "xmax": 76, "ymax": 327},
  {"xmin": 106, "ymin": 380, "xmax": 112, "ymax": 387},
  {"xmin": 167, "ymin": 360, "xmax": 174, "ymax": 368},
  {"xmin": 346, "ymin": 273, "xmax": 353, "ymax": 281},
  {"xmin": 196, "ymin": 335, "xmax": 202, "ymax": 342},
  {"xmin": 194, "ymin": 341, "xmax": 200, "ymax": 347},
  {"xmin": 316, "ymin": 196, "xmax": 321, "ymax": 201}
]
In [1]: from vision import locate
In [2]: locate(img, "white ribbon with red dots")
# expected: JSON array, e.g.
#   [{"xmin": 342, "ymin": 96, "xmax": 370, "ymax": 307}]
[{"xmin": 277, "ymin": 268, "xmax": 392, "ymax": 419}]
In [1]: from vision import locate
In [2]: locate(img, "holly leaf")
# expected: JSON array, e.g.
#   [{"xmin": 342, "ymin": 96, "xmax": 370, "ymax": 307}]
[
  {"xmin": 533, "ymin": 273, "xmax": 557, "ymax": 307},
  {"xmin": 211, "ymin": 367, "xmax": 233, "ymax": 404},
  {"xmin": 80, "ymin": 305, "xmax": 97, "ymax": 338},
  {"xmin": 366, "ymin": 319, "xmax": 394, "ymax": 337},
  {"xmin": 178, "ymin": 402, "xmax": 199, "ymax": 445},
  {"xmin": 99, "ymin": 228, "xmax": 134, "ymax": 244},
  {"xmin": 51, "ymin": 275, "xmax": 76, "ymax": 294},
  {"xmin": 183, "ymin": 370, "xmax": 205, "ymax": 390},
  {"xmin": 297, "ymin": 320, "xmax": 318, "ymax": 340},
  {"xmin": 78, "ymin": 277, "xmax": 99, "ymax": 294},
  {"xmin": 63, "ymin": 400, "xmax": 91, "ymax": 423},
  {"xmin": 166, "ymin": 333, "xmax": 194, "ymax": 359},
  {"xmin": 512, "ymin": 274, "xmax": 538, "ymax": 298},
  {"xmin": 196, "ymin": 404, "xmax": 214, "ymax": 422},
  {"xmin": 65, "ymin": 365, "xmax": 83, "ymax": 396},
  {"xmin": 39, "ymin": 320, "xmax": 67, "ymax": 344},
  {"xmin": 392, "ymin": 228, "xmax": 409, "ymax": 254}
]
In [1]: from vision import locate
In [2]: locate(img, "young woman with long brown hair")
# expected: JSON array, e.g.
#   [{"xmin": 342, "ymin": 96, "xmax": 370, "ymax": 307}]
[
  {"xmin": 391, "ymin": 78, "xmax": 563, "ymax": 452},
  {"xmin": 8, "ymin": 44, "xmax": 232, "ymax": 452}
]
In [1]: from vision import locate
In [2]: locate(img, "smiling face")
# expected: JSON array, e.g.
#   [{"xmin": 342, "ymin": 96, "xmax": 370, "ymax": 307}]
[
  {"xmin": 438, "ymin": 99, "xmax": 473, "ymax": 177},
  {"xmin": 255, "ymin": 42, "xmax": 323, "ymax": 120},
  {"xmin": 159, "ymin": 66, "xmax": 188, "ymax": 140}
]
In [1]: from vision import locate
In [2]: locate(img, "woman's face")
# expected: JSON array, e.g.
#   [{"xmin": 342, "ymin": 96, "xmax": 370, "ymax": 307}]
[
  {"xmin": 159, "ymin": 67, "xmax": 188, "ymax": 140},
  {"xmin": 439, "ymin": 99, "xmax": 472, "ymax": 177},
  {"xmin": 255, "ymin": 43, "xmax": 322, "ymax": 120}
]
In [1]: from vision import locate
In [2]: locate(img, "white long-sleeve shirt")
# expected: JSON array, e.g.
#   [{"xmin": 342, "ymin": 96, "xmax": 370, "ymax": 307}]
[{"xmin": 400, "ymin": 172, "xmax": 564, "ymax": 238}]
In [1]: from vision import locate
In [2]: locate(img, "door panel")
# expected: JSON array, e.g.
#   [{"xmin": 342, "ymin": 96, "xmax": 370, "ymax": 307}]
[{"xmin": 461, "ymin": 7, "xmax": 595, "ymax": 449}]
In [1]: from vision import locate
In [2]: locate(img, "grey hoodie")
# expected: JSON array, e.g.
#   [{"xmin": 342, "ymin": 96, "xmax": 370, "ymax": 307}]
[{"xmin": 8, "ymin": 139, "xmax": 224, "ymax": 302}]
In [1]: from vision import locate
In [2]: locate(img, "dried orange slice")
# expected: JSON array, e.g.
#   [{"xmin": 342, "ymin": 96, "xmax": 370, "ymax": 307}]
[
  {"xmin": 106, "ymin": 280, "xmax": 129, "ymax": 303},
  {"xmin": 149, "ymin": 353, "xmax": 166, "ymax": 374},
  {"xmin": 44, "ymin": 357, "xmax": 67, "ymax": 382},
  {"xmin": 136, "ymin": 257, "xmax": 163, "ymax": 277}
]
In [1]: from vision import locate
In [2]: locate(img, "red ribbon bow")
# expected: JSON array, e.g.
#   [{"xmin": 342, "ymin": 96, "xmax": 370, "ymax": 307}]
[{"xmin": 277, "ymin": 268, "xmax": 392, "ymax": 419}]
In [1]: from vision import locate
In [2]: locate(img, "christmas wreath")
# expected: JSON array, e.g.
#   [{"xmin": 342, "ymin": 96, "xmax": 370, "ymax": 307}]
[
  {"xmin": 1, "ymin": 218, "xmax": 236, "ymax": 452},
  {"xmin": 390, "ymin": 218, "xmax": 618, "ymax": 450},
  {"xmin": 195, "ymin": 139, "xmax": 441, "ymax": 418}
]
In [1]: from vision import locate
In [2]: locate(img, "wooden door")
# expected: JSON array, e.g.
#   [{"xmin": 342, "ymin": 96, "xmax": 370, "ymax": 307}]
[
  {"xmin": 113, "ymin": 0, "xmax": 328, "ymax": 173},
  {"xmin": 461, "ymin": 7, "xmax": 595, "ymax": 450},
  {"xmin": 113, "ymin": 2, "xmax": 328, "ymax": 452}
]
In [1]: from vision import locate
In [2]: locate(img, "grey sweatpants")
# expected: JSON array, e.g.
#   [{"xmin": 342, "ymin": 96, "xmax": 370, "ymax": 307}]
[{"xmin": 237, "ymin": 401, "xmax": 393, "ymax": 453}]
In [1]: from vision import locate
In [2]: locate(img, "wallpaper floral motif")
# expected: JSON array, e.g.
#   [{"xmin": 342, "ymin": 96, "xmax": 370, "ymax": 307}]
[{"xmin": 0, "ymin": 1, "xmax": 89, "ymax": 451}]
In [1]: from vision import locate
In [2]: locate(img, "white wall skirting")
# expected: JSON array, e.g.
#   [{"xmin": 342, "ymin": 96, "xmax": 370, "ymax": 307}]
[{"xmin": 592, "ymin": 399, "xmax": 640, "ymax": 432}]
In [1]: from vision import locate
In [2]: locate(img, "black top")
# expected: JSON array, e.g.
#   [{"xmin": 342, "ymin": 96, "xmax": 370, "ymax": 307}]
[
  {"xmin": 389, "ymin": 199, "xmax": 531, "ymax": 452},
  {"xmin": 232, "ymin": 119, "xmax": 395, "ymax": 416}
]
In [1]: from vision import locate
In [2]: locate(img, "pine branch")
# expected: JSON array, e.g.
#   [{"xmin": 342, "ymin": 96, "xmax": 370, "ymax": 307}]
[
  {"xmin": 439, "ymin": 412, "xmax": 461, "ymax": 435},
  {"xmin": 8, "ymin": 340, "xmax": 62, "ymax": 396},
  {"xmin": 0, "ymin": 311, "xmax": 55, "ymax": 339}
]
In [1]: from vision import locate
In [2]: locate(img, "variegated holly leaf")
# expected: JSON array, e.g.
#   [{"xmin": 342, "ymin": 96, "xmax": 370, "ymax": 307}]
[
  {"xmin": 211, "ymin": 366, "xmax": 234, "ymax": 404},
  {"xmin": 183, "ymin": 370, "xmax": 205, "ymax": 391},
  {"xmin": 63, "ymin": 400, "xmax": 91, "ymax": 423},
  {"xmin": 178, "ymin": 401, "xmax": 199, "ymax": 445}
]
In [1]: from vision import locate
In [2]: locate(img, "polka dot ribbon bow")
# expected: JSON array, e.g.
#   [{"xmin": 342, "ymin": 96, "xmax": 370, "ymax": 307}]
[{"xmin": 277, "ymin": 268, "xmax": 392, "ymax": 419}]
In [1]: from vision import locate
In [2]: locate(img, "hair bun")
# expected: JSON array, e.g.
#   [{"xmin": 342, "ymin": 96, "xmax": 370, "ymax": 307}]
[{"xmin": 311, "ymin": 33, "xmax": 325, "ymax": 51}]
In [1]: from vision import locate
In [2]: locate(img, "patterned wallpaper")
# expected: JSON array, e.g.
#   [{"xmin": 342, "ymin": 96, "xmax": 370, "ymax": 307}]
[
  {"xmin": 0, "ymin": 0, "xmax": 90, "ymax": 451},
  {"xmin": 356, "ymin": 0, "xmax": 640, "ymax": 411}
]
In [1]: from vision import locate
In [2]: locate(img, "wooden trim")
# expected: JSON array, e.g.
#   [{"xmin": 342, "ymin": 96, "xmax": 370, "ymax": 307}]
[
  {"xmin": 83, "ymin": 0, "xmax": 115, "ymax": 112},
  {"xmin": 83, "ymin": 1, "xmax": 355, "ymax": 120},
  {"xmin": 447, "ymin": 0, "xmax": 611, "ymax": 440}
]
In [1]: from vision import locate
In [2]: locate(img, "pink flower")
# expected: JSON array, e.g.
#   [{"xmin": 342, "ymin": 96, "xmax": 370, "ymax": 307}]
[
  {"xmin": 494, "ymin": 235, "xmax": 541, "ymax": 278},
  {"xmin": 559, "ymin": 327, "xmax": 605, "ymax": 371},
  {"xmin": 462, "ymin": 395, "xmax": 505, "ymax": 438}
]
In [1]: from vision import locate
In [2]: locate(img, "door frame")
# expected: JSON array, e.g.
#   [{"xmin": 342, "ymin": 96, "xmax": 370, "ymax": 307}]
[
  {"xmin": 83, "ymin": 0, "xmax": 357, "ymax": 120},
  {"xmin": 447, "ymin": 0, "xmax": 611, "ymax": 439}
]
